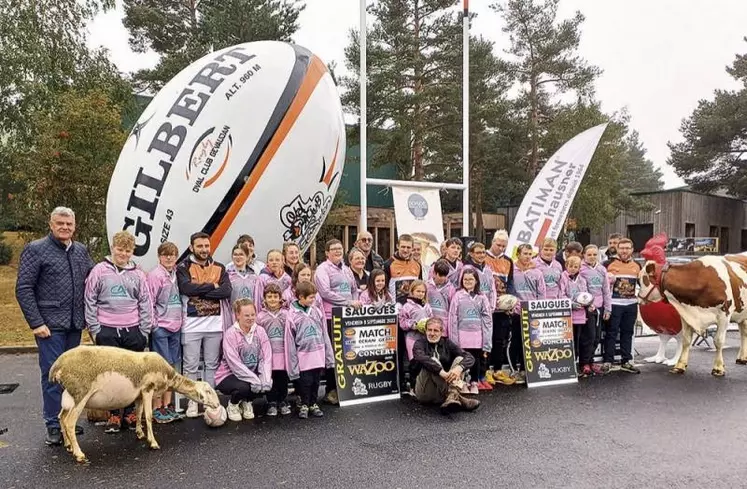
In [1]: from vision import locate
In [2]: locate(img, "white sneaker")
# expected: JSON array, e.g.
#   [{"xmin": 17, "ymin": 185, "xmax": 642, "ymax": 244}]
[
  {"xmin": 186, "ymin": 400, "xmax": 199, "ymax": 418},
  {"xmin": 239, "ymin": 401, "xmax": 255, "ymax": 420},
  {"xmin": 226, "ymin": 402, "xmax": 242, "ymax": 422}
]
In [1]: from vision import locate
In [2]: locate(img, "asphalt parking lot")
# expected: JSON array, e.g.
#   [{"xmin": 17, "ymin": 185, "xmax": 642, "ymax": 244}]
[{"xmin": 2, "ymin": 334, "xmax": 747, "ymax": 489}]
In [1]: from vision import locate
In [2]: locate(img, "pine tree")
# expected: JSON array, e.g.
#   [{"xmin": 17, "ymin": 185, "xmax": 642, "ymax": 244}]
[
  {"xmin": 490, "ymin": 0, "xmax": 600, "ymax": 176},
  {"xmin": 123, "ymin": 0, "xmax": 305, "ymax": 91},
  {"xmin": 668, "ymin": 39, "xmax": 747, "ymax": 198},
  {"xmin": 341, "ymin": 0, "xmax": 463, "ymax": 180}
]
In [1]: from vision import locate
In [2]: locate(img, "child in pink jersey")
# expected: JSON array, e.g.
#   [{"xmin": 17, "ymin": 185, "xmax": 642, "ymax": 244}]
[
  {"xmin": 256, "ymin": 283, "xmax": 291, "ymax": 416},
  {"xmin": 360, "ymin": 269, "xmax": 393, "ymax": 307},
  {"xmin": 448, "ymin": 269, "xmax": 492, "ymax": 394},
  {"xmin": 147, "ymin": 242, "xmax": 185, "ymax": 423},
  {"xmin": 227, "ymin": 243, "xmax": 259, "ymax": 305},
  {"xmin": 283, "ymin": 263, "xmax": 323, "ymax": 311},
  {"xmin": 285, "ymin": 281, "xmax": 334, "ymax": 419},
  {"xmin": 254, "ymin": 249, "xmax": 292, "ymax": 313},
  {"xmin": 85, "ymin": 231, "xmax": 152, "ymax": 434},
  {"xmin": 398, "ymin": 280, "xmax": 432, "ymax": 395}
]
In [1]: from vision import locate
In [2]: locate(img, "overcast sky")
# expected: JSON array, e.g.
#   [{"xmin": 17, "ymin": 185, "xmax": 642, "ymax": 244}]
[{"xmin": 88, "ymin": 0, "xmax": 747, "ymax": 189}]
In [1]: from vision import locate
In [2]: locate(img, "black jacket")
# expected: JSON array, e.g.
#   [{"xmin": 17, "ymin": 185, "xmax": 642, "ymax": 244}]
[{"xmin": 412, "ymin": 336, "xmax": 475, "ymax": 374}]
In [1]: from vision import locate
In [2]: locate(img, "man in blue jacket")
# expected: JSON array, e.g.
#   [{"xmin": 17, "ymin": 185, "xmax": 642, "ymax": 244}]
[{"xmin": 15, "ymin": 207, "xmax": 94, "ymax": 446}]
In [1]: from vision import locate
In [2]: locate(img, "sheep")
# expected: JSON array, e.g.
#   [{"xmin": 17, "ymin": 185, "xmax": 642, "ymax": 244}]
[{"xmin": 49, "ymin": 345, "xmax": 220, "ymax": 464}]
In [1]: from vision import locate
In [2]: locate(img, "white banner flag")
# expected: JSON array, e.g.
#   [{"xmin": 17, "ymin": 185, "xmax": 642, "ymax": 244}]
[
  {"xmin": 392, "ymin": 187, "xmax": 445, "ymax": 269},
  {"xmin": 507, "ymin": 123, "xmax": 608, "ymax": 258}
]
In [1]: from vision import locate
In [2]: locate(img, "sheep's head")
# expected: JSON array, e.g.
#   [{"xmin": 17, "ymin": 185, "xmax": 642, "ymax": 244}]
[{"xmin": 193, "ymin": 381, "xmax": 220, "ymax": 409}]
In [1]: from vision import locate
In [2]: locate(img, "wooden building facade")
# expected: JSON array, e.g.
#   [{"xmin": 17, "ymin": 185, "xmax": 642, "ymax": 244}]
[{"xmin": 589, "ymin": 188, "xmax": 747, "ymax": 254}]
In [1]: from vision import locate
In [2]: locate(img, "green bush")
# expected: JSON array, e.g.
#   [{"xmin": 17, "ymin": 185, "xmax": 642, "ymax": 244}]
[{"xmin": 0, "ymin": 237, "xmax": 11, "ymax": 265}]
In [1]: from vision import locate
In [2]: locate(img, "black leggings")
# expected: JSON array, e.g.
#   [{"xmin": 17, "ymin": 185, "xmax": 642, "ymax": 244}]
[
  {"xmin": 216, "ymin": 374, "xmax": 259, "ymax": 404},
  {"xmin": 490, "ymin": 312, "xmax": 512, "ymax": 369},
  {"xmin": 464, "ymin": 348, "xmax": 486, "ymax": 382},
  {"xmin": 298, "ymin": 368, "xmax": 323, "ymax": 406},
  {"xmin": 508, "ymin": 314, "xmax": 524, "ymax": 371},
  {"xmin": 575, "ymin": 310, "xmax": 598, "ymax": 367},
  {"xmin": 268, "ymin": 370, "xmax": 289, "ymax": 404}
]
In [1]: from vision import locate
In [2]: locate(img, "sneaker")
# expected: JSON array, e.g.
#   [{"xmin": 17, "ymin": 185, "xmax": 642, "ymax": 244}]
[
  {"xmin": 590, "ymin": 364, "xmax": 603, "ymax": 376},
  {"xmin": 266, "ymin": 403, "xmax": 278, "ymax": 417},
  {"xmin": 226, "ymin": 402, "xmax": 242, "ymax": 422},
  {"xmin": 324, "ymin": 390, "xmax": 339, "ymax": 405},
  {"xmin": 124, "ymin": 412, "xmax": 138, "ymax": 431},
  {"xmin": 511, "ymin": 371, "xmax": 526, "ymax": 385},
  {"xmin": 45, "ymin": 427, "xmax": 62, "ymax": 446},
  {"xmin": 601, "ymin": 362, "xmax": 612, "ymax": 375},
  {"xmin": 153, "ymin": 407, "xmax": 172, "ymax": 424},
  {"xmin": 469, "ymin": 382, "xmax": 479, "ymax": 395},
  {"xmin": 309, "ymin": 404, "xmax": 324, "ymax": 417},
  {"xmin": 186, "ymin": 400, "xmax": 200, "ymax": 418},
  {"xmin": 298, "ymin": 404, "xmax": 309, "ymax": 419},
  {"xmin": 477, "ymin": 379, "xmax": 493, "ymax": 391},
  {"xmin": 493, "ymin": 370, "xmax": 517, "ymax": 386},
  {"xmin": 239, "ymin": 401, "xmax": 255, "ymax": 420},
  {"xmin": 104, "ymin": 415, "xmax": 121, "ymax": 434},
  {"xmin": 460, "ymin": 382, "xmax": 470, "ymax": 394},
  {"xmin": 279, "ymin": 402, "xmax": 291, "ymax": 416},
  {"xmin": 166, "ymin": 404, "xmax": 185, "ymax": 421},
  {"xmin": 620, "ymin": 362, "xmax": 641, "ymax": 374},
  {"xmin": 485, "ymin": 369, "xmax": 497, "ymax": 385},
  {"xmin": 580, "ymin": 365, "xmax": 592, "ymax": 378}
]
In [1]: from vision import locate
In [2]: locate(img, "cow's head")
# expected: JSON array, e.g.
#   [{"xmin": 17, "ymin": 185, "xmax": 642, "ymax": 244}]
[{"xmin": 638, "ymin": 260, "xmax": 664, "ymax": 304}]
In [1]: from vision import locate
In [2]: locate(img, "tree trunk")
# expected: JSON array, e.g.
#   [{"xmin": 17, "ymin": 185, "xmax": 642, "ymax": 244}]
[{"xmin": 529, "ymin": 74, "xmax": 539, "ymax": 176}]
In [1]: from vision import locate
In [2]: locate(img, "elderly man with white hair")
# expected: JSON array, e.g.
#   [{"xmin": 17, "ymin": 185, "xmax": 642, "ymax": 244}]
[{"xmin": 16, "ymin": 206, "xmax": 94, "ymax": 446}]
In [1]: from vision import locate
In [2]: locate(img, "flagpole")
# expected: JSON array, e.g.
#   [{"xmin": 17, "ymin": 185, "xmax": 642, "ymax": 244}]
[
  {"xmin": 462, "ymin": 0, "xmax": 470, "ymax": 237},
  {"xmin": 359, "ymin": 0, "xmax": 368, "ymax": 234}
]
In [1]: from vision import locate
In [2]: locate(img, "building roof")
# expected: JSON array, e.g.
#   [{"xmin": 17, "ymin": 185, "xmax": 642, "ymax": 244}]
[{"xmin": 630, "ymin": 186, "xmax": 746, "ymax": 203}]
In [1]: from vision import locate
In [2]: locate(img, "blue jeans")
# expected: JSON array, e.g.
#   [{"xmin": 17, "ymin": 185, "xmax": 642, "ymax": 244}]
[
  {"xmin": 605, "ymin": 304, "xmax": 637, "ymax": 363},
  {"xmin": 36, "ymin": 329, "xmax": 82, "ymax": 428}
]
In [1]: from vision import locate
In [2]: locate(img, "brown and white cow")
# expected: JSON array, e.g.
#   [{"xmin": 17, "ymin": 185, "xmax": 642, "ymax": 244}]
[{"xmin": 638, "ymin": 255, "xmax": 747, "ymax": 376}]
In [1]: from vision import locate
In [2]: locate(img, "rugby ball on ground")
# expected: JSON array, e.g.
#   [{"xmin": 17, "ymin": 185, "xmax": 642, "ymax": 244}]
[
  {"xmin": 107, "ymin": 41, "xmax": 346, "ymax": 270},
  {"xmin": 204, "ymin": 405, "xmax": 227, "ymax": 428}
]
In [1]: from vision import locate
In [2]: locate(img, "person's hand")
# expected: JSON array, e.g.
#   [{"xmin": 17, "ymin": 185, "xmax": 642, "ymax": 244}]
[
  {"xmin": 445, "ymin": 365, "xmax": 463, "ymax": 383},
  {"xmin": 214, "ymin": 283, "xmax": 219, "ymax": 289},
  {"xmin": 32, "ymin": 325, "xmax": 51, "ymax": 339},
  {"xmin": 439, "ymin": 370, "xmax": 450, "ymax": 381},
  {"xmin": 250, "ymin": 384, "xmax": 262, "ymax": 394},
  {"xmin": 603, "ymin": 311, "xmax": 611, "ymax": 321},
  {"xmin": 351, "ymin": 301, "xmax": 362, "ymax": 309}
]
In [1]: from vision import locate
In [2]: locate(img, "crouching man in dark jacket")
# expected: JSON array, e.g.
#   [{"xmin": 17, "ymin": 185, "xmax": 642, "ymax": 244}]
[{"xmin": 411, "ymin": 317, "xmax": 480, "ymax": 414}]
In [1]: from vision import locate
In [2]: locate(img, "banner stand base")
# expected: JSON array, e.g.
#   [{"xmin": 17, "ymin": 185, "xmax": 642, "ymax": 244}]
[
  {"xmin": 527, "ymin": 378, "xmax": 578, "ymax": 388},
  {"xmin": 339, "ymin": 393, "xmax": 402, "ymax": 407}
]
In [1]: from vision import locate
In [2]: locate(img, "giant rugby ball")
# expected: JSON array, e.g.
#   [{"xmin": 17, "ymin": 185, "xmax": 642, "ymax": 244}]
[{"xmin": 107, "ymin": 41, "xmax": 346, "ymax": 270}]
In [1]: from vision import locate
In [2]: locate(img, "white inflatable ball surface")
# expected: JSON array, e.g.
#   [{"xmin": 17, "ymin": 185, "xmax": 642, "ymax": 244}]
[
  {"xmin": 204, "ymin": 405, "xmax": 227, "ymax": 428},
  {"xmin": 107, "ymin": 41, "xmax": 346, "ymax": 270}
]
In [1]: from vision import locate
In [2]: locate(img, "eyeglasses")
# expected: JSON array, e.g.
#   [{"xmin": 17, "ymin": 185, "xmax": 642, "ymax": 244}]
[{"xmin": 358, "ymin": 237, "xmax": 373, "ymax": 242}]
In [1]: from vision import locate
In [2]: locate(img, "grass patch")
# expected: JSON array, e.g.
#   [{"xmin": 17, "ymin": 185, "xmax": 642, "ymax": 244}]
[{"xmin": 0, "ymin": 264, "xmax": 34, "ymax": 347}]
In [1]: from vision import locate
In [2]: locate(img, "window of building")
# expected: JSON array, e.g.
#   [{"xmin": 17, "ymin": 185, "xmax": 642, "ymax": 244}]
[
  {"xmin": 741, "ymin": 230, "xmax": 747, "ymax": 252},
  {"xmin": 709, "ymin": 226, "xmax": 719, "ymax": 238},
  {"xmin": 685, "ymin": 223, "xmax": 695, "ymax": 238}
]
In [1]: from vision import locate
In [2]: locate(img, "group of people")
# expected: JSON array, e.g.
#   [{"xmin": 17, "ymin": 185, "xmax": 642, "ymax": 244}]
[{"xmin": 17, "ymin": 206, "xmax": 642, "ymax": 446}]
